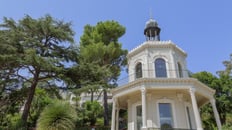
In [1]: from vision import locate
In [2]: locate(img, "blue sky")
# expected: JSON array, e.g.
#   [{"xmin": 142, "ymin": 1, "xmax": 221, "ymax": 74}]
[{"xmin": 1, "ymin": 0, "xmax": 231, "ymax": 76}]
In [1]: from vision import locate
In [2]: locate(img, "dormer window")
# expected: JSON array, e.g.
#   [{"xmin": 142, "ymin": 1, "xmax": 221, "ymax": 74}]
[
  {"xmin": 135, "ymin": 62, "xmax": 143, "ymax": 79},
  {"xmin": 155, "ymin": 58, "xmax": 167, "ymax": 78}
]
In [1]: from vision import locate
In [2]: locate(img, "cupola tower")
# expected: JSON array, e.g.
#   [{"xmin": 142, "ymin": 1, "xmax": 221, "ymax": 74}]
[
  {"xmin": 144, "ymin": 18, "xmax": 161, "ymax": 41},
  {"xmin": 111, "ymin": 16, "xmax": 221, "ymax": 130}
]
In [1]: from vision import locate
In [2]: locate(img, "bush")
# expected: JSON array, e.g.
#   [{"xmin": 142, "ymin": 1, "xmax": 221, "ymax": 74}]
[
  {"xmin": 37, "ymin": 100, "xmax": 77, "ymax": 130},
  {"xmin": 222, "ymin": 125, "xmax": 232, "ymax": 130}
]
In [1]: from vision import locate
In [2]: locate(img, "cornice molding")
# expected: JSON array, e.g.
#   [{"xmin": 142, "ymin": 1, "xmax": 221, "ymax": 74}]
[
  {"xmin": 112, "ymin": 78, "xmax": 215, "ymax": 97},
  {"xmin": 127, "ymin": 40, "xmax": 187, "ymax": 58}
]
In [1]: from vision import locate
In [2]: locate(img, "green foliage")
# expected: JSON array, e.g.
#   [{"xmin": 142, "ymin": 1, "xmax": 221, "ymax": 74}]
[
  {"xmin": 67, "ymin": 62, "xmax": 111, "ymax": 87},
  {"xmin": 200, "ymin": 104, "xmax": 217, "ymax": 129},
  {"xmin": 216, "ymin": 54, "xmax": 232, "ymax": 126},
  {"xmin": 79, "ymin": 20, "xmax": 127, "ymax": 84},
  {"xmin": 0, "ymin": 15, "xmax": 128, "ymax": 129},
  {"xmin": 0, "ymin": 87, "xmax": 28, "ymax": 129},
  {"xmin": 27, "ymin": 87, "xmax": 53, "ymax": 127},
  {"xmin": 77, "ymin": 101, "xmax": 103, "ymax": 126},
  {"xmin": 4, "ymin": 114, "xmax": 26, "ymax": 130},
  {"xmin": 80, "ymin": 21, "xmax": 125, "ymax": 46},
  {"xmin": 37, "ymin": 100, "xmax": 77, "ymax": 130},
  {"xmin": 222, "ymin": 124, "xmax": 232, "ymax": 130},
  {"xmin": 0, "ymin": 14, "xmax": 77, "ymax": 123},
  {"xmin": 79, "ymin": 42, "xmax": 127, "ymax": 79},
  {"xmin": 65, "ymin": 23, "xmax": 127, "ymax": 118},
  {"xmin": 192, "ymin": 54, "xmax": 232, "ymax": 129},
  {"xmin": 77, "ymin": 21, "xmax": 127, "ymax": 126}
]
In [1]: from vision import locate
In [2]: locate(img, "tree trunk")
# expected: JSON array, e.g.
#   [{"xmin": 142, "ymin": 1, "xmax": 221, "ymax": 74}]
[
  {"xmin": 103, "ymin": 89, "xmax": 109, "ymax": 126},
  {"xmin": 21, "ymin": 72, "xmax": 39, "ymax": 124},
  {"xmin": 91, "ymin": 89, "xmax": 94, "ymax": 102}
]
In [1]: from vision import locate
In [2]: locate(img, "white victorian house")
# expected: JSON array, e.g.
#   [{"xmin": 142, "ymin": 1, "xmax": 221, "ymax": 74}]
[{"xmin": 111, "ymin": 18, "xmax": 222, "ymax": 130}]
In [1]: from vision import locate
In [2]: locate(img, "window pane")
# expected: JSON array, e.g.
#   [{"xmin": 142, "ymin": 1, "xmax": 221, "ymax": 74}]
[
  {"xmin": 155, "ymin": 58, "xmax": 167, "ymax": 77},
  {"xmin": 186, "ymin": 106, "xmax": 192, "ymax": 129},
  {"xmin": 159, "ymin": 103, "xmax": 173, "ymax": 128},
  {"xmin": 136, "ymin": 105, "xmax": 142, "ymax": 130},
  {"xmin": 136, "ymin": 63, "xmax": 143, "ymax": 79},
  {"xmin": 178, "ymin": 63, "xmax": 183, "ymax": 78}
]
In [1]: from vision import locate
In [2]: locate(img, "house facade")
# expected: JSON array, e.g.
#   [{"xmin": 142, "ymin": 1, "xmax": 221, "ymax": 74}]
[{"xmin": 111, "ymin": 18, "xmax": 222, "ymax": 130}]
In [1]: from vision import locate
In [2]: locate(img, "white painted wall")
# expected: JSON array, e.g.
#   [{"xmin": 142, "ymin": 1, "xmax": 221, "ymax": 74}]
[
  {"xmin": 128, "ymin": 41, "xmax": 188, "ymax": 83},
  {"xmin": 127, "ymin": 92, "xmax": 197, "ymax": 130}
]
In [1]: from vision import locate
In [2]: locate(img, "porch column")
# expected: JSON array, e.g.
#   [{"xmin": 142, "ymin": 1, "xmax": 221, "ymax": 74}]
[
  {"xmin": 111, "ymin": 97, "xmax": 117, "ymax": 130},
  {"xmin": 141, "ymin": 87, "xmax": 147, "ymax": 129},
  {"xmin": 210, "ymin": 98, "xmax": 222, "ymax": 130},
  {"xmin": 127, "ymin": 99, "xmax": 132, "ymax": 130},
  {"xmin": 189, "ymin": 88, "xmax": 203, "ymax": 130},
  {"xmin": 116, "ymin": 108, "xmax": 120, "ymax": 130}
]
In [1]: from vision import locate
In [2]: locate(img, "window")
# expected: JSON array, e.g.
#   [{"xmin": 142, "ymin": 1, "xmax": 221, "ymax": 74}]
[
  {"xmin": 159, "ymin": 103, "xmax": 174, "ymax": 129},
  {"xmin": 186, "ymin": 106, "xmax": 193, "ymax": 129},
  {"xmin": 136, "ymin": 105, "xmax": 142, "ymax": 130},
  {"xmin": 178, "ymin": 62, "xmax": 183, "ymax": 78},
  {"xmin": 135, "ymin": 62, "xmax": 143, "ymax": 79},
  {"xmin": 155, "ymin": 58, "xmax": 167, "ymax": 77}
]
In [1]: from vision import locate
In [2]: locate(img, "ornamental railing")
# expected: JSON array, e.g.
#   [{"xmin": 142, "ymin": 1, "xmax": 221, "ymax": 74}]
[{"xmin": 117, "ymin": 69, "xmax": 191, "ymax": 87}]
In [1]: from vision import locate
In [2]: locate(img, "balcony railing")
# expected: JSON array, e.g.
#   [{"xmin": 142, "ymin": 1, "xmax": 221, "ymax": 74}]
[{"xmin": 117, "ymin": 69, "xmax": 190, "ymax": 86}]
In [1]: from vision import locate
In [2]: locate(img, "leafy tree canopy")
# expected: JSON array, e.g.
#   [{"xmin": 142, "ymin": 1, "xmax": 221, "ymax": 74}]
[
  {"xmin": 0, "ymin": 15, "xmax": 77, "ymax": 124},
  {"xmin": 192, "ymin": 54, "xmax": 232, "ymax": 129},
  {"xmin": 79, "ymin": 21, "xmax": 127, "ymax": 83},
  {"xmin": 78, "ymin": 20, "xmax": 127, "ymax": 126}
]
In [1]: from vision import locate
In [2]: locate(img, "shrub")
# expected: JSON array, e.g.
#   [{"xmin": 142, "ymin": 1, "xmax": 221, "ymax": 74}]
[{"xmin": 37, "ymin": 100, "xmax": 77, "ymax": 130}]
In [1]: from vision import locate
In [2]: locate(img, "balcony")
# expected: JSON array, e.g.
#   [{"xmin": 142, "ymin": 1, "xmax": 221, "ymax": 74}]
[{"xmin": 117, "ymin": 69, "xmax": 190, "ymax": 87}]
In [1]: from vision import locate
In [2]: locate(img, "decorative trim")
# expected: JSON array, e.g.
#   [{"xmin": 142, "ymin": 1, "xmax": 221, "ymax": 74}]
[
  {"xmin": 177, "ymin": 93, "xmax": 183, "ymax": 101},
  {"xmin": 127, "ymin": 40, "xmax": 187, "ymax": 58},
  {"xmin": 112, "ymin": 78, "xmax": 215, "ymax": 99}
]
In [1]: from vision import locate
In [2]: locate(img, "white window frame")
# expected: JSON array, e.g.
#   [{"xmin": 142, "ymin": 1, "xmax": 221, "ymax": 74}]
[
  {"xmin": 133, "ymin": 59, "xmax": 143, "ymax": 81},
  {"xmin": 184, "ymin": 102, "xmax": 195, "ymax": 129},
  {"xmin": 132, "ymin": 102, "xmax": 142, "ymax": 130},
  {"xmin": 153, "ymin": 56, "xmax": 170, "ymax": 78},
  {"xmin": 156, "ymin": 98, "xmax": 176, "ymax": 128},
  {"xmin": 135, "ymin": 62, "xmax": 143, "ymax": 79}
]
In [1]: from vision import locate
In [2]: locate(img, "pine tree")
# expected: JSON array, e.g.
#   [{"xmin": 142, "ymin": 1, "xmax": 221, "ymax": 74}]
[
  {"xmin": 79, "ymin": 21, "xmax": 127, "ymax": 125},
  {"xmin": 0, "ymin": 15, "xmax": 76, "ymax": 125}
]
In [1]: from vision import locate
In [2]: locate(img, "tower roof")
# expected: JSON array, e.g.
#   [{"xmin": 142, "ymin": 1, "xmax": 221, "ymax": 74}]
[
  {"xmin": 145, "ymin": 18, "xmax": 158, "ymax": 29},
  {"xmin": 144, "ymin": 18, "xmax": 161, "ymax": 41}
]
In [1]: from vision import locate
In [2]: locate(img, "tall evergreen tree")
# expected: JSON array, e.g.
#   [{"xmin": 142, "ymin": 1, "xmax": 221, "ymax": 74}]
[
  {"xmin": 79, "ymin": 21, "xmax": 127, "ymax": 125},
  {"xmin": 0, "ymin": 15, "xmax": 76, "ymax": 124}
]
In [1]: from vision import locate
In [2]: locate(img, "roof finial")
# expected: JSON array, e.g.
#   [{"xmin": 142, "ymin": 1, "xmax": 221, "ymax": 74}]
[
  {"xmin": 149, "ymin": 8, "xmax": 153, "ymax": 19},
  {"xmin": 144, "ymin": 9, "xmax": 161, "ymax": 41}
]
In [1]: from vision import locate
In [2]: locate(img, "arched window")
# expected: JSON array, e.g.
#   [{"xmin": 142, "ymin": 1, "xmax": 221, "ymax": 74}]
[
  {"xmin": 155, "ymin": 58, "xmax": 167, "ymax": 77},
  {"xmin": 178, "ymin": 62, "xmax": 183, "ymax": 78},
  {"xmin": 135, "ymin": 62, "xmax": 142, "ymax": 79}
]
